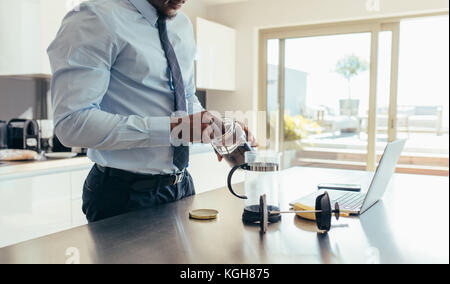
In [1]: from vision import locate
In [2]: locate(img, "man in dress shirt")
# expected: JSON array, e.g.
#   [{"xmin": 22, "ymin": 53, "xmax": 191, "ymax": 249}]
[{"xmin": 48, "ymin": 0, "xmax": 254, "ymax": 222}]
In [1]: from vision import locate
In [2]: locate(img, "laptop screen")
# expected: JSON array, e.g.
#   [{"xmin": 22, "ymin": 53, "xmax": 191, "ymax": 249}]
[{"xmin": 360, "ymin": 140, "xmax": 406, "ymax": 214}]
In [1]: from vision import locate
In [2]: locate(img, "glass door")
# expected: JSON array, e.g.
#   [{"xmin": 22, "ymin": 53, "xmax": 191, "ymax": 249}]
[
  {"xmin": 263, "ymin": 22, "xmax": 399, "ymax": 171},
  {"xmin": 281, "ymin": 32, "xmax": 373, "ymax": 170},
  {"xmin": 262, "ymin": 15, "xmax": 449, "ymax": 176},
  {"xmin": 395, "ymin": 16, "xmax": 449, "ymax": 176}
]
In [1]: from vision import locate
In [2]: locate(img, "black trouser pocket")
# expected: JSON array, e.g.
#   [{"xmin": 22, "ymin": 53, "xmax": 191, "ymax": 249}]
[{"xmin": 82, "ymin": 166, "xmax": 130, "ymax": 223}]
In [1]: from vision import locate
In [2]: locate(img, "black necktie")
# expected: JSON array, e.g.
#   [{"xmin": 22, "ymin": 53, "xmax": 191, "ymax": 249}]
[{"xmin": 157, "ymin": 15, "xmax": 189, "ymax": 171}]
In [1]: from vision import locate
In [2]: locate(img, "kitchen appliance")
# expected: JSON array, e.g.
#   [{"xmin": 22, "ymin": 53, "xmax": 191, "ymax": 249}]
[
  {"xmin": 0, "ymin": 120, "xmax": 7, "ymax": 149},
  {"xmin": 227, "ymin": 151, "xmax": 282, "ymax": 224},
  {"xmin": 51, "ymin": 135, "xmax": 87, "ymax": 155},
  {"xmin": 211, "ymin": 118, "xmax": 254, "ymax": 167},
  {"xmin": 6, "ymin": 119, "xmax": 40, "ymax": 152},
  {"xmin": 37, "ymin": 120, "xmax": 54, "ymax": 152}
]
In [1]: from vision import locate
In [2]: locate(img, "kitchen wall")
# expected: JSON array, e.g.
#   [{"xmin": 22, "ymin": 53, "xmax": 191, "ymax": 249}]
[
  {"xmin": 205, "ymin": 0, "xmax": 450, "ymax": 115},
  {"xmin": 0, "ymin": 77, "xmax": 38, "ymax": 121},
  {"xmin": 184, "ymin": 0, "xmax": 209, "ymax": 28}
]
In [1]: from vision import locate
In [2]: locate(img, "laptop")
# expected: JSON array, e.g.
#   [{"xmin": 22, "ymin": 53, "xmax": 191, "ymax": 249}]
[{"xmin": 289, "ymin": 139, "xmax": 406, "ymax": 215}]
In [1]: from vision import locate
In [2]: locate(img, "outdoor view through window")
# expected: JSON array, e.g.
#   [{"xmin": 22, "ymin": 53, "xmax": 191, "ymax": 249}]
[{"xmin": 266, "ymin": 15, "xmax": 449, "ymax": 176}]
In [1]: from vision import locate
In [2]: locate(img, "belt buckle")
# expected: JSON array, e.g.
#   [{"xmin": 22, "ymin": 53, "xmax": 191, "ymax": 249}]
[{"xmin": 173, "ymin": 170, "xmax": 185, "ymax": 185}]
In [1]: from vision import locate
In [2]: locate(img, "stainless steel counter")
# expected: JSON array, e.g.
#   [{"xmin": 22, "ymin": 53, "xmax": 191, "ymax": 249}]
[{"xmin": 0, "ymin": 167, "xmax": 448, "ymax": 264}]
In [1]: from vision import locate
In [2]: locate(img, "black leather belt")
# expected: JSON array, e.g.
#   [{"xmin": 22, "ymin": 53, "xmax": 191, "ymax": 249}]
[{"xmin": 95, "ymin": 164, "xmax": 185, "ymax": 192}]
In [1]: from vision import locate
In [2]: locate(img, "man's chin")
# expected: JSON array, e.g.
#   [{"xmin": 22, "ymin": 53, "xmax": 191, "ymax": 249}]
[{"xmin": 163, "ymin": 8, "xmax": 179, "ymax": 19}]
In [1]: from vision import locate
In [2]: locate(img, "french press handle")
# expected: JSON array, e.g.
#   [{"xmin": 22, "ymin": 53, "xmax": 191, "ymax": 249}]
[{"xmin": 227, "ymin": 164, "xmax": 248, "ymax": 199}]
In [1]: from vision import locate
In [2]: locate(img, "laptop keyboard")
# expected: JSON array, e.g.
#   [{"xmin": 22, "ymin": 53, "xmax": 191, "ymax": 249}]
[{"xmin": 333, "ymin": 192, "xmax": 365, "ymax": 211}]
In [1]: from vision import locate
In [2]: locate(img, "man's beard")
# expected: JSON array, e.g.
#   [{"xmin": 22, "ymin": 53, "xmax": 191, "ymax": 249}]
[{"xmin": 150, "ymin": 0, "xmax": 183, "ymax": 19}]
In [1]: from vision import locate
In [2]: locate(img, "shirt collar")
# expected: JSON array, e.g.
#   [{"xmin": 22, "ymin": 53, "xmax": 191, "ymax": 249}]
[{"xmin": 128, "ymin": 0, "xmax": 159, "ymax": 27}]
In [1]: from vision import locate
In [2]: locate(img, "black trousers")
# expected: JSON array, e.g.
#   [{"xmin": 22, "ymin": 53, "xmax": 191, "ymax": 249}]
[{"xmin": 82, "ymin": 165, "xmax": 195, "ymax": 223}]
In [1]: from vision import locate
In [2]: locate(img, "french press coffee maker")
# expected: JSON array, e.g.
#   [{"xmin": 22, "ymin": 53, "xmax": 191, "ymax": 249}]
[{"xmin": 227, "ymin": 151, "xmax": 282, "ymax": 224}]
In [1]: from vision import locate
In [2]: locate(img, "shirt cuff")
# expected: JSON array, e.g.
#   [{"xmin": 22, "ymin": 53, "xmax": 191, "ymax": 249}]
[
  {"xmin": 146, "ymin": 116, "xmax": 171, "ymax": 147},
  {"xmin": 189, "ymin": 102, "xmax": 205, "ymax": 115}
]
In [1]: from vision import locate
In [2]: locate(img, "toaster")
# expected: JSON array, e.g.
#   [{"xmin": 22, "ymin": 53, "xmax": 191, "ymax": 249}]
[
  {"xmin": 7, "ymin": 119, "xmax": 41, "ymax": 152},
  {"xmin": 0, "ymin": 120, "xmax": 7, "ymax": 149}
]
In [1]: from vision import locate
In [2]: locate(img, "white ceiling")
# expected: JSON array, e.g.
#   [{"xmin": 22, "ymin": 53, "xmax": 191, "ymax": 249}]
[{"xmin": 201, "ymin": 0, "xmax": 249, "ymax": 6}]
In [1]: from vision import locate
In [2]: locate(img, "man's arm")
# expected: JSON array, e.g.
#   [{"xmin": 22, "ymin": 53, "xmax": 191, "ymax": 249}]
[{"xmin": 48, "ymin": 4, "xmax": 170, "ymax": 151}]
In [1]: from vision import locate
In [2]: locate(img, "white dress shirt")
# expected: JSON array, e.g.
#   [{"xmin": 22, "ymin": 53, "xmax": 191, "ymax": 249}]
[{"xmin": 48, "ymin": 0, "xmax": 203, "ymax": 174}]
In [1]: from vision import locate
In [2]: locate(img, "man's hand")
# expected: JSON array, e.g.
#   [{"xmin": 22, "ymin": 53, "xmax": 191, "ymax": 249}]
[
  {"xmin": 236, "ymin": 121, "xmax": 258, "ymax": 148},
  {"xmin": 170, "ymin": 111, "xmax": 224, "ymax": 144},
  {"xmin": 170, "ymin": 112, "xmax": 258, "ymax": 162},
  {"xmin": 215, "ymin": 121, "xmax": 259, "ymax": 162}
]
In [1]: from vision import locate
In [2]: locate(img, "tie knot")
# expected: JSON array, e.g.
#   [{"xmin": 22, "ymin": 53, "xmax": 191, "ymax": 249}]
[
  {"xmin": 157, "ymin": 12, "xmax": 167, "ymax": 22},
  {"xmin": 157, "ymin": 14, "xmax": 167, "ymax": 30}
]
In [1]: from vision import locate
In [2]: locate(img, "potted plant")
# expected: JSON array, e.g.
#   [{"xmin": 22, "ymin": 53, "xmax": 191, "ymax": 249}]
[
  {"xmin": 335, "ymin": 55, "xmax": 369, "ymax": 116},
  {"xmin": 282, "ymin": 114, "xmax": 321, "ymax": 167}
]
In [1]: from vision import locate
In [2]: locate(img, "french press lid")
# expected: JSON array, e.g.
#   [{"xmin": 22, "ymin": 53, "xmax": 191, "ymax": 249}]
[{"xmin": 244, "ymin": 151, "xmax": 281, "ymax": 172}]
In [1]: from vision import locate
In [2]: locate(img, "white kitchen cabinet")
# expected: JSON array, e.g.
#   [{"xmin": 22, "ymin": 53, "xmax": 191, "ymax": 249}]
[
  {"xmin": 188, "ymin": 151, "xmax": 244, "ymax": 194},
  {"xmin": 69, "ymin": 169, "xmax": 91, "ymax": 227},
  {"xmin": 70, "ymin": 168, "xmax": 91, "ymax": 200},
  {"xmin": 0, "ymin": 0, "xmax": 42, "ymax": 75},
  {"xmin": 0, "ymin": 172, "xmax": 72, "ymax": 248},
  {"xmin": 0, "ymin": 158, "xmax": 93, "ymax": 248},
  {"xmin": 39, "ymin": 0, "xmax": 71, "ymax": 74},
  {"xmin": 196, "ymin": 17, "xmax": 236, "ymax": 91},
  {"xmin": 71, "ymin": 198, "xmax": 86, "ymax": 228},
  {"xmin": 0, "ymin": 0, "xmax": 77, "ymax": 75}
]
